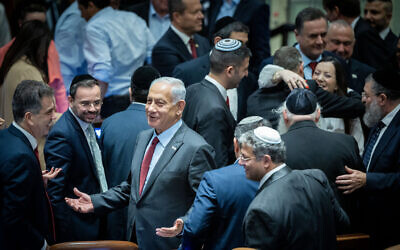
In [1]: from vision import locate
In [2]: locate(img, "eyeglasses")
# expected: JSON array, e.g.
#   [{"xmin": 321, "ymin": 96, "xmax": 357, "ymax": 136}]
[
  {"xmin": 361, "ymin": 92, "xmax": 382, "ymax": 99},
  {"xmin": 238, "ymin": 154, "xmax": 255, "ymax": 162}
]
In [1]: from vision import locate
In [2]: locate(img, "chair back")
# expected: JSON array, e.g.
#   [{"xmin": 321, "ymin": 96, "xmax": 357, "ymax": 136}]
[
  {"xmin": 49, "ymin": 240, "xmax": 139, "ymax": 250},
  {"xmin": 337, "ymin": 233, "xmax": 370, "ymax": 250}
]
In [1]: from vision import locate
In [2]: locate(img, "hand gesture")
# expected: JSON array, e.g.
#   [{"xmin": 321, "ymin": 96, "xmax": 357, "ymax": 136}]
[
  {"xmin": 155, "ymin": 219, "xmax": 184, "ymax": 237},
  {"xmin": 0, "ymin": 117, "xmax": 4, "ymax": 127},
  {"xmin": 336, "ymin": 166, "xmax": 366, "ymax": 194},
  {"xmin": 280, "ymin": 70, "xmax": 308, "ymax": 90},
  {"xmin": 42, "ymin": 167, "xmax": 62, "ymax": 188},
  {"xmin": 65, "ymin": 188, "xmax": 94, "ymax": 213}
]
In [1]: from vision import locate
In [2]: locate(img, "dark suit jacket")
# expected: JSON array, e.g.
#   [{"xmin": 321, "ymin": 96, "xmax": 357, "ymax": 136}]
[
  {"xmin": 45, "ymin": 110, "xmax": 104, "ymax": 242},
  {"xmin": 126, "ymin": 1, "xmax": 149, "ymax": 24},
  {"xmin": 282, "ymin": 120, "xmax": 363, "ymax": 230},
  {"xmin": 347, "ymin": 58, "xmax": 375, "ymax": 94},
  {"xmin": 183, "ymin": 79, "xmax": 236, "ymax": 167},
  {"xmin": 99, "ymin": 102, "xmax": 149, "ymax": 240},
  {"xmin": 243, "ymin": 167, "xmax": 350, "ymax": 249},
  {"xmin": 0, "ymin": 124, "xmax": 54, "ymax": 249},
  {"xmin": 362, "ymin": 109, "xmax": 400, "ymax": 249},
  {"xmin": 206, "ymin": 0, "xmax": 270, "ymax": 71},
  {"xmin": 152, "ymin": 27, "xmax": 210, "ymax": 76},
  {"xmin": 91, "ymin": 123, "xmax": 216, "ymax": 249},
  {"xmin": 352, "ymin": 29, "xmax": 399, "ymax": 69},
  {"xmin": 354, "ymin": 17, "xmax": 371, "ymax": 39},
  {"xmin": 180, "ymin": 162, "xmax": 258, "ymax": 250},
  {"xmin": 173, "ymin": 54, "xmax": 258, "ymax": 121}
]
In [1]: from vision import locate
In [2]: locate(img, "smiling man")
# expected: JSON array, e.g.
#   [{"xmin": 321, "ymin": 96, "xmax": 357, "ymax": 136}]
[
  {"xmin": 44, "ymin": 74, "xmax": 108, "ymax": 242},
  {"xmin": 64, "ymin": 77, "xmax": 216, "ymax": 249}
]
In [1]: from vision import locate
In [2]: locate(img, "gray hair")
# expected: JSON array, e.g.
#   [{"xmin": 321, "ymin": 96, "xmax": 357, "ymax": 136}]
[
  {"xmin": 150, "ymin": 77, "xmax": 186, "ymax": 104},
  {"xmin": 12, "ymin": 80, "xmax": 54, "ymax": 123},
  {"xmin": 328, "ymin": 20, "xmax": 355, "ymax": 39},
  {"xmin": 234, "ymin": 116, "xmax": 271, "ymax": 139},
  {"xmin": 273, "ymin": 46, "xmax": 302, "ymax": 71},
  {"xmin": 238, "ymin": 129, "xmax": 286, "ymax": 163}
]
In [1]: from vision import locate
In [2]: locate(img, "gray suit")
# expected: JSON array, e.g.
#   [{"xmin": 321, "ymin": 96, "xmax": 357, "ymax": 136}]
[{"xmin": 91, "ymin": 122, "xmax": 216, "ymax": 249}]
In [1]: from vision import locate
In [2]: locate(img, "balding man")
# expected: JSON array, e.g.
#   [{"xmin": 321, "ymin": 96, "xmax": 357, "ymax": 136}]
[{"xmin": 325, "ymin": 20, "xmax": 375, "ymax": 93}]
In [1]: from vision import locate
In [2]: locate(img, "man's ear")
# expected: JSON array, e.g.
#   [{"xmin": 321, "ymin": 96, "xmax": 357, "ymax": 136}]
[
  {"xmin": 128, "ymin": 87, "xmax": 133, "ymax": 102},
  {"xmin": 262, "ymin": 154, "xmax": 272, "ymax": 170},
  {"xmin": 283, "ymin": 110, "xmax": 289, "ymax": 126},
  {"xmin": 315, "ymin": 108, "xmax": 321, "ymax": 122},
  {"xmin": 176, "ymin": 100, "xmax": 186, "ymax": 116},
  {"xmin": 233, "ymin": 138, "xmax": 240, "ymax": 158}
]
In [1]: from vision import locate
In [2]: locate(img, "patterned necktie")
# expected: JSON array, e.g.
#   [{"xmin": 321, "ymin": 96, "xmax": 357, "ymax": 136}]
[
  {"xmin": 363, "ymin": 121, "xmax": 385, "ymax": 171},
  {"xmin": 189, "ymin": 38, "xmax": 197, "ymax": 59},
  {"xmin": 309, "ymin": 62, "xmax": 318, "ymax": 74},
  {"xmin": 86, "ymin": 125, "xmax": 108, "ymax": 192},
  {"xmin": 139, "ymin": 137, "xmax": 159, "ymax": 195},
  {"xmin": 34, "ymin": 147, "xmax": 56, "ymax": 242}
]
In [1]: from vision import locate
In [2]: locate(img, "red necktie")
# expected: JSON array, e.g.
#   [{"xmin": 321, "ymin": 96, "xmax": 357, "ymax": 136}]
[
  {"xmin": 34, "ymin": 147, "xmax": 56, "ymax": 242},
  {"xmin": 139, "ymin": 137, "xmax": 159, "ymax": 195},
  {"xmin": 189, "ymin": 39, "xmax": 197, "ymax": 59},
  {"xmin": 226, "ymin": 96, "xmax": 230, "ymax": 108},
  {"xmin": 309, "ymin": 62, "xmax": 318, "ymax": 74}
]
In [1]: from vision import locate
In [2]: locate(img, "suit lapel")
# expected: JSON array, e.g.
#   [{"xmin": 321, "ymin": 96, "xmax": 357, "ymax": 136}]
[
  {"xmin": 133, "ymin": 130, "xmax": 153, "ymax": 200},
  {"xmin": 167, "ymin": 28, "xmax": 192, "ymax": 61},
  {"xmin": 138, "ymin": 124, "xmax": 186, "ymax": 201},
  {"xmin": 257, "ymin": 166, "xmax": 292, "ymax": 195}
]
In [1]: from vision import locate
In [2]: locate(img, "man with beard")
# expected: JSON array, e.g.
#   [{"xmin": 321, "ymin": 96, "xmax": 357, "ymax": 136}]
[
  {"xmin": 45, "ymin": 75, "xmax": 108, "ymax": 242},
  {"xmin": 336, "ymin": 68, "xmax": 400, "ymax": 249}
]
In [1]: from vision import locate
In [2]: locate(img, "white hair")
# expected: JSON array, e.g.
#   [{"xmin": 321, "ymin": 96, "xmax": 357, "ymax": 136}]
[{"xmin": 150, "ymin": 77, "xmax": 186, "ymax": 104}]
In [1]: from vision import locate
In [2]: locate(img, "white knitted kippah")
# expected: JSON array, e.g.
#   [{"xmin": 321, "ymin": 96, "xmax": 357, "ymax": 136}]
[
  {"xmin": 254, "ymin": 126, "xmax": 281, "ymax": 144},
  {"xmin": 215, "ymin": 38, "xmax": 242, "ymax": 51}
]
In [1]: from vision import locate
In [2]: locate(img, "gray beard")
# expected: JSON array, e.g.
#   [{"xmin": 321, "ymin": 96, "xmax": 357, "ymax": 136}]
[{"xmin": 363, "ymin": 99, "xmax": 384, "ymax": 128}]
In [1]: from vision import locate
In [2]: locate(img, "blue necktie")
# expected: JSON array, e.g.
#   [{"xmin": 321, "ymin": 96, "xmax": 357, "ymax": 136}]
[{"xmin": 363, "ymin": 121, "xmax": 385, "ymax": 171}]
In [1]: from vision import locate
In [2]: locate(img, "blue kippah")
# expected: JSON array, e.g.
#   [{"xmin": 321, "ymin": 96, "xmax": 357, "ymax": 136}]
[{"xmin": 215, "ymin": 39, "xmax": 242, "ymax": 52}]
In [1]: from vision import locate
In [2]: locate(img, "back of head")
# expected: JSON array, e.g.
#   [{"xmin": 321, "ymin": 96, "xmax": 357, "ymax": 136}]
[
  {"xmin": 295, "ymin": 7, "xmax": 327, "ymax": 34},
  {"xmin": 234, "ymin": 116, "xmax": 271, "ymax": 139},
  {"xmin": 273, "ymin": 46, "xmax": 302, "ymax": 72},
  {"xmin": 285, "ymin": 88, "xmax": 318, "ymax": 116},
  {"xmin": 322, "ymin": 0, "xmax": 361, "ymax": 18},
  {"xmin": 213, "ymin": 18, "xmax": 249, "ymax": 40},
  {"xmin": 168, "ymin": 0, "xmax": 185, "ymax": 21},
  {"xmin": 0, "ymin": 20, "xmax": 51, "ymax": 84},
  {"xmin": 131, "ymin": 66, "xmax": 161, "ymax": 103},
  {"xmin": 78, "ymin": 0, "xmax": 110, "ymax": 8},
  {"xmin": 369, "ymin": 67, "xmax": 400, "ymax": 101},
  {"xmin": 69, "ymin": 74, "xmax": 98, "ymax": 98},
  {"xmin": 210, "ymin": 39, "xmax": 251, "ymax": 74},
  {"xmin": 12, "ymin": 80, "xmax": 54, "ymax": 123}
]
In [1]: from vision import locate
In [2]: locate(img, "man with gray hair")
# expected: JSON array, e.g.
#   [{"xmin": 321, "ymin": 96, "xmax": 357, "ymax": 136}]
[
  {"xmin": 156, "ymin": 116, "xmax": 270, "ymax": 249},
  {"xmin": 240, "ymin": 126, "xmax": 349, "ymax": 249},
  {"xmin": 183, "ymin": 38, "xmax": 251, "ymax": 168},
  {"xmin": 65, "ymin": 77, "xmax": 216, "ymax": 249}
]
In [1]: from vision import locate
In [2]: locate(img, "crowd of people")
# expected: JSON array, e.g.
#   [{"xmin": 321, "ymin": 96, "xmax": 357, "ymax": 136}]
[{"xmin": 0, "ymin": 0, "xmax": 400, "ymax": 249}]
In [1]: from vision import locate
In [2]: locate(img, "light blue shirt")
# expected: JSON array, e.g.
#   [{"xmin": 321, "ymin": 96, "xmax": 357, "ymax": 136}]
[
  {"xmin": 142, "ymin": 119, "xmax": 183, "ymax": 191},
  {"xmin": 84, "ymin": 7, "xmax": 155, "ymax": 97},
  {"xmin": 55, "ymin": 1, "xmax": 87, "ymax": 92},
  {"xmin": 295, "ymin": 44, "xmax": 322, "ymax": 80},
  {"xmin": 216, "ymin": 0, "xmax": 240, "ymax": 21},
  {"xmin": 148, "ymin": 2, "xmax": 170, "ymax": 42}
]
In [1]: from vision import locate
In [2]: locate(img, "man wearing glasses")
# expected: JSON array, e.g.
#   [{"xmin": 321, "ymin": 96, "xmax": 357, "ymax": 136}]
[{"xmin": 44, "ymin": 74, "xmax": 108, "ymax": 242}]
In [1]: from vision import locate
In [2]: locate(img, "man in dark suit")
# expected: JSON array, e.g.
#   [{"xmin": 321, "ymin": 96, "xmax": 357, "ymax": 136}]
[
  {"xmin": 248, "ymin": 46, "xmax": 365, "ymax": 129},
  {"xmin": 0, "ymin": 80, "xmax": 57, "ymax": 249},
  {"xmin": 126, "ymin": 0, "xmax": 170, "ymax": 43},
  {"xmin": 45, "ymin": 75, "xmax": 108, "ymax": 242},
  {"xmin": 205, "ymin": 0, "xmax": 270, "ymax": 72},
  {"xmin": 156, "ymin": 116, "xmax": 269, "ymax": 249},
  {"xmin": 352, "ymin": 0, "xmax": 399, "ymax": 69},
  {"xmin": 65, "ymin": 77, "xmax": 216, "ymax": 249},
  {"xmin": 240, "ymin": 126, "xmax": 349, "ymax": 249},
  {"xmin": 325, "ymin": 20, "xmax": 375, "ymax": 94},
  {"xmin": 99, "ymin": 66, "xmax": 160, "ymax": 240},
  {"xmin": 173, "ymin": 18, "xmax": 258, "ymax": 121},
  {"xmin": 183, "ymin": 39, "xmax": 251, "ymax": 167},
  {"xmin": 281, "ymin": 88, "xmax": 363, "ymax": 231},
  {"xmin": 152, "ymin": 0, "xmax": 210, "ymax": 76},
  {"xmin": 336, "ymin": 68, "xmax": 400, "ymax": 249}
]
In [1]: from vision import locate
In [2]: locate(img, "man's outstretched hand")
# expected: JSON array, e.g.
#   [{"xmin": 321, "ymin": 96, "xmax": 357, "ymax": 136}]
[
  {"xmin": 65, "ymin": 187, "xmax": 94, "ymax": 213},
  {"xmin": 155, "ymin": 219, "xmax": 184, "ymax": 237}
]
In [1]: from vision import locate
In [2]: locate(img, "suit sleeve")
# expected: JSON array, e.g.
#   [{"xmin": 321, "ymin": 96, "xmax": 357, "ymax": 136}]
[
  {"xmin": 1, "ymin": 155, "xmax": 45, "ymax": 249},
  {"xmin": 181, "ymin": 172, "xmax": 217, "ymax": 248},
  {"xmin": 244, "ymin": 208, "xmax": 280, "ymax": 249},
  {"xmin": 366, "ymin": 172, "xmax": 400, "ymax": 193},
  {"xmin": 188, "ymin": 144, "xmax": 216, "ymax": 192}
]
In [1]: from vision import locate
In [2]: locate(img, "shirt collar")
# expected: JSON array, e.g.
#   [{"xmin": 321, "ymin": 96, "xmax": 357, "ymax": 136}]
[
  {"xmin": 379, "ymin": 27, "xmax": 390, "ymax": 40},
  {"xmin": 259, "ymin": 163, "xmax": 287, "ymax": 189},
  {"xmin": 205, "ymin": 75, "xmax": 227, "ymax": 101},
  {"xmin": 171, "ymin": 24, "xmax": 191, "ymax": 45},
  {"xmin": 69, "ymin": 107, "xmax": 91, "ymax": 132},
  {"xmin": 381, "ymin": 103, "xmax": 400, "ymax": 127},
  {"xmin": 12, "ymin": 121, "xmax": 37, "ymax": 150},
  {"xmin": 351, "ymin": 16, "xmax": 360, "ymax": 29},
  {"xmin": 295, "ymin": 43, "xmax": 322, "ymax": 66},
  {"xmin": 151, "ymin": 119, "xmax": 182, "ymax": 147},
  {"xmin": 131, "ymin": 101, "xmax": 146, "ymax": 106},
  {"xmin": 89, "ymin": 6, "xmax": 112, "ymax": 24}
]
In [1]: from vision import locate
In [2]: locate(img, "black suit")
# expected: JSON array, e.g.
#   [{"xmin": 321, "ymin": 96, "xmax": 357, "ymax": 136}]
[
  {"xmin": 243, "ymin": 167, "xmax": 349, "ymax": 249},
  {"xmin": 0, "ymin": 124, "xmax": 54, "ymax": 249},
  {"xmin": 173, "ymin": 54, "xmax": 258, "ymax": 121},
  {"xmin": 347, "ymin": 58, "xmax": 375, "ymax": 94},
  {"xmin": 152, "ymin": 27, "xmax": 210, "ymax": 76},
  {"xmin": 352, "ymin": 29, "xmax": 399, "ymax": 69},
  {"xmin": 206, "ymin": 0, "xmax": 270, "ymax": 71},
  {"xmin": 353, "ymin": 17, "xmax": 371, "ymax": 39},
  {"xmin": 183, "ymin": 78, "xmax": 236, "ymax": 167},
  {"xmin": 45, "ymin": 110, "xmax": 105, "ymax": 242}
]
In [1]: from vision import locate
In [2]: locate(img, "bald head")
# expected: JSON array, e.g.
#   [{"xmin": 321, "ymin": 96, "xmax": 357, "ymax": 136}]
[{"xmin": 325, "ymin": 20, "xmax": 355, "ymax": 60}]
